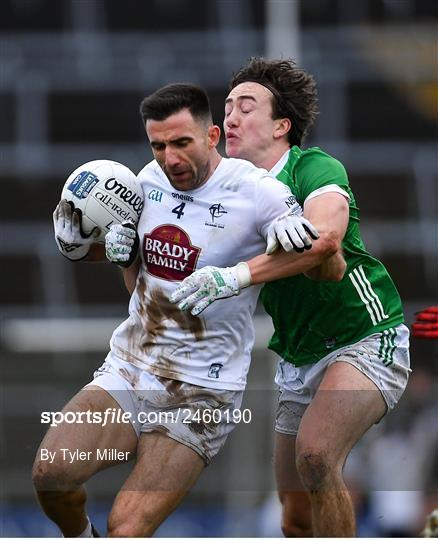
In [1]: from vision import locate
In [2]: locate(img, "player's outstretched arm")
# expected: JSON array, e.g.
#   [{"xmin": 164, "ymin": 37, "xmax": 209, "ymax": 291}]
[
  {"xmin": 171, "ymin": 192, "xmax": 349, "ymax": 316},
  {"xmin": 170, "ymin": 235, "xmax": 344, "ymax": 316},
  {"xmin": 171, "ymin": 236, "xmax": 344, "ymax": 316},
  {"xmin": 53, "ymin": 199, "xmax": 104, "ymax": 261},
  {"xmin": 412, "ymin": 306, "xmax": 438, "ymax": 339}
]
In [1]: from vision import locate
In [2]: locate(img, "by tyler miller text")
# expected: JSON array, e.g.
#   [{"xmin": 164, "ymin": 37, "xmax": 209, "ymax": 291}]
[{"xmin": 40, "ymin": 448, "xmax": 131, "ymax": 464}]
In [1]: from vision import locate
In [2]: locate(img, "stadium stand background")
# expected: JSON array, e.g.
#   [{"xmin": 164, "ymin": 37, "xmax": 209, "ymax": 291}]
[{"xmin": 0, "ymin": 0, "xmax": 437, "ymax": 536}]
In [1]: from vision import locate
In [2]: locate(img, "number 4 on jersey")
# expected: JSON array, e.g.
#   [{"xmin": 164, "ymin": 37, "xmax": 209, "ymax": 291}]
[{"xmin": 172, "ymin": 203, "xmax": 186, "ymax": 219}]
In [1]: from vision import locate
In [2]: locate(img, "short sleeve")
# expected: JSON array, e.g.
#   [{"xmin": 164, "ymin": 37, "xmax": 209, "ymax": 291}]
[{"xmin": 296, "ymin": 151, "xmax": 349, "ymax": 202}]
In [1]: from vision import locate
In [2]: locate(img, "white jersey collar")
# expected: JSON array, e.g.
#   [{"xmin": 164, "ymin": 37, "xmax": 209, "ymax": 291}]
[{"xmin": 269, "ymin": 149, "xmax": 290, "ymax": 178}]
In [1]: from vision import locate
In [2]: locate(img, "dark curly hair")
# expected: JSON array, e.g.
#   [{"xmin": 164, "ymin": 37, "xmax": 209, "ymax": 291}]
[{"xmin": 229, "ymin": 57, "xmax": 318, "ymax": 147}]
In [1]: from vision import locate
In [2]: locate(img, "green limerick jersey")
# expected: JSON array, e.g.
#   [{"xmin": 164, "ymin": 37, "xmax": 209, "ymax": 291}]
[{"xmin": 260, "ymin": 146, "xmax": 404, "ymax": 366}]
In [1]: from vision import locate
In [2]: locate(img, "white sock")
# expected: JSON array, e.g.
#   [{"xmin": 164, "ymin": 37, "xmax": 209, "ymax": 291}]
[{"xmin": 63, "ymin": 517, "xmax": 92, "ymax": 538}]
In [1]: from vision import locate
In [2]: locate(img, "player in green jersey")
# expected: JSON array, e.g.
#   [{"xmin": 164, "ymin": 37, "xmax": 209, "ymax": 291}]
[{"xmin": 171, "ymin": 58, "xmax": 411, "ymax": 537}]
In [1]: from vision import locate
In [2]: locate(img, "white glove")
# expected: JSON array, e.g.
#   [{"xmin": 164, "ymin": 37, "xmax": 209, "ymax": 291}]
[
  {"xmin": 53, "ymin": 199, "xmax": 100, "ymax": 261},
  {"xmin": 169, "ymin": 262, "xmax": 252, "ymax": 316},
  {"xmin": 105, "ymin": 222, "xmax": 139, "ymax": 267},
  {"xmin": 266, "ymin": 213, "xmax": 320, "ymax": 255}
]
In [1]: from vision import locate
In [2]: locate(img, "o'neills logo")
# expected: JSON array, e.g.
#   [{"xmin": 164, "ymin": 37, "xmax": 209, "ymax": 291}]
[
  {"xmin": 104, "ymin": 178, "xmax": 144, "ymax": 216},
  {"xmin": 143, "ymin": 225, "xmax": 201, "ymax": 281}
]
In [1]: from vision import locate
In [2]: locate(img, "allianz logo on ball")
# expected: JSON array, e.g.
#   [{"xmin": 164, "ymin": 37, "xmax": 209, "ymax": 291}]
[
  {"xmin": 66, "ymin": 171, "xmax": 100, "ymax": 199},
  {"xmin": 62, "ymin": 159, "xmax": 144, "ymax": 243}
]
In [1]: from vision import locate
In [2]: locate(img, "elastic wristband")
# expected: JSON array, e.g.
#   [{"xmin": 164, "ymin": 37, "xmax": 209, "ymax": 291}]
[{"xmin": 235, "ymin": 262, "xmax": 252, "ymax": 289}]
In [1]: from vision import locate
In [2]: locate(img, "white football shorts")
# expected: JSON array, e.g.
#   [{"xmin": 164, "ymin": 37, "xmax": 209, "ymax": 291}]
[
  {"xmin": 275, "ymin": 324, "xmax": 411, "ymax": 436},
  {"xmin": 87, "ymin": 351, "xmax": 243, "ymax": 464}
]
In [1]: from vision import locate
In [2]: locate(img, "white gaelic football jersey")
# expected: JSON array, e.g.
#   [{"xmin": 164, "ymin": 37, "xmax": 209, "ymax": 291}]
[{"xmin": 110, "ymin": 157, "xmax": 299, "ymax": 390}]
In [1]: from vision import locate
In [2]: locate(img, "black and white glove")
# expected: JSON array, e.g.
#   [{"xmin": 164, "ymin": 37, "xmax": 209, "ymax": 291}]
[
  {"xmin": 266, "ymin": 213, "xmax": 320, "ymax": 255},
  {"xmin": 105, "ymin": 222, "xmax": 139, "ymax": 268},
  {"xmin": 53, "ymin": 199, "xmax": 100, "ymax": 261}
]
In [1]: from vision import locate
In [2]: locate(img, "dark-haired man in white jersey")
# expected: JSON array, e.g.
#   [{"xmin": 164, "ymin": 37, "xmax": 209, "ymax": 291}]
[{"xmin": 36, "ymin": 82, "xmax": 320, "ymax": 538}]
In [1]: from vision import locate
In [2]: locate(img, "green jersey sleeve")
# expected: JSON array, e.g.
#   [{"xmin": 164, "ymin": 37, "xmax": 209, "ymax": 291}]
[{"xmin": 293, "ymin": 148, "xmax": 349, "ymax": 202}]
